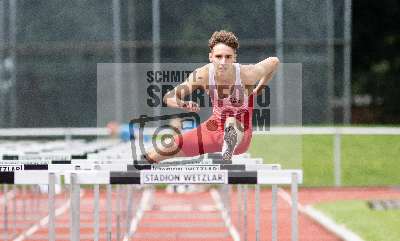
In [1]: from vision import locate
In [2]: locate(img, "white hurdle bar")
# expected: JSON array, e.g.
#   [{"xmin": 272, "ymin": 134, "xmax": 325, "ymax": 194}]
[{"xmin": 1, "ymin": 168, "xmax": 302, "ymax": 185}]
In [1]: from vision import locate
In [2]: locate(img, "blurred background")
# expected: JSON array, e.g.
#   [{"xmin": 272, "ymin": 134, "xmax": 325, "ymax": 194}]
[
  {"xmin": 0, "ymin": 2, "xmax": 399, "ymax": 240},
  {"xmin": 1, "ymin": 0, "xmax": 398, "ymax": 128}
]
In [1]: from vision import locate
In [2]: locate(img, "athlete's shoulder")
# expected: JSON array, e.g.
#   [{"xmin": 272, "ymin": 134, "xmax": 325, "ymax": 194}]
[
  {"xmin": 187, "ymin": 64, "xmax": 209, "ymax": 85},
  {"xmin": 239, "ymin": 63, "xmax": 255, "ymax": 72},
  {"xmin": 197, "ymin": 63, "xmax": 212, "ymax": 75},
  {"xmin": 238, "ymin": 63, "xmax": 257, "ymax": 84},
  {"xmin": 197, "ymin": 63, "xmax": 211, "ymax": 73}
]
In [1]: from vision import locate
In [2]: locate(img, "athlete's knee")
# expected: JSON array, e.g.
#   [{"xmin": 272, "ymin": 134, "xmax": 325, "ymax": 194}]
[
  {"xmin": 224, "ymin": 116, "xmax": 236, "ymax": 126},
  {"xmin": 224, "ymin": 117, "xmax": 244, "ymax": 133}
]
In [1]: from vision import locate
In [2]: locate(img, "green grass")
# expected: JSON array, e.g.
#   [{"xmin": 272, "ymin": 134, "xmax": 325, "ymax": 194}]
[
  {"xmin": 341, "ymin": 135, "xmax": 400, "ymax": 186},
  {"xmin": 249, "ymin": 135, "xmax": 302, "ymax": 169},
  {"xmin": 249, "ymin": 135, "xmax": 400, "ymax": 186},
  {"xmin": 315, "ymin": 200, "xmax": 400, "ymax": 241}
]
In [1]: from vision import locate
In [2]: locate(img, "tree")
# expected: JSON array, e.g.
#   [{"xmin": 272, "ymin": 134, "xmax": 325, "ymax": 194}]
[{"xmin": 353, "ymin": 0, "xmax": 400, "ymax": 123}]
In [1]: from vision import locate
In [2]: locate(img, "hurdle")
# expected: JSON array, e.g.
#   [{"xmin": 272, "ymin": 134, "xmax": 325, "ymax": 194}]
[
  {"xmin": 0, "ymin": 137, "xmax": 303, "ymax": 241},
  {"xmin": 1, "ymin": 167, "xmax": 303, "ymax": 241}
]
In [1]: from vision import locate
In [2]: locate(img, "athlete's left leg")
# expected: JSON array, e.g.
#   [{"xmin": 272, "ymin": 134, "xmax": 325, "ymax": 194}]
[
  {"xmin": 136, "ymin": 120, "xmax": 219, "ymax": 165},
  {"xmin": 133, "ymin": 143, "xmax": 186, "ymax": 170},
  {"xmin": 145, "ymin": 144, "xmax": 186, "ymax": 163}
]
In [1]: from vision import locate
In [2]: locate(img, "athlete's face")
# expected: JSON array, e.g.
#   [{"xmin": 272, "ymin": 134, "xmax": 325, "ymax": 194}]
[{"xmin": 209, "ymin": 43, "xmax": 237, "ymax": 72}]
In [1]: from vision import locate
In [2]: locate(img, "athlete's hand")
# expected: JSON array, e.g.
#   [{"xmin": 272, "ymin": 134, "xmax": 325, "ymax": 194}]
[{"xmin": 181, "ymin": 101, "xmax": 200, "ymax": 112}]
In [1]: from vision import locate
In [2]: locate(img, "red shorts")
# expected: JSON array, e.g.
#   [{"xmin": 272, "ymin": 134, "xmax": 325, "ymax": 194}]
[{"xmin": 174, "ymin": 114, "xmax": 253, "ymax": 157}]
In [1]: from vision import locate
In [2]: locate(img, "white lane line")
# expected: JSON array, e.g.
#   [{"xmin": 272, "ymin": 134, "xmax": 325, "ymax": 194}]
[
  {"xmin": 278, "ymin": 188, "xmax": 365, "ymax": 241},
  {"xmin": 210, "ymin": 189, "xmax": 240, "ymax": 241},
  {"xmin": 277, "ymin": 188, "xmax": 306, "ymax": 212},
  {"xmin": 122, "ymin": 188, "xmax": 153, "ymax": 241},
  {"xmin": 304, "ymin": 206, "xmax": 365, "ymax": 241},
  {"xmin": 0, "ymin": 190, "xmax": 15, "ymax": 205},
  {"xmin": 13, "ymin": 190, "xmax": 85, "ymax": 241}
]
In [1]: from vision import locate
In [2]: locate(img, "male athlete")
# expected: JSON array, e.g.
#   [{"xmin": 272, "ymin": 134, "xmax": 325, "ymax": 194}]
[{"xmin": 138, "ymin": 30, "xmax": 279, "ymax": 164}]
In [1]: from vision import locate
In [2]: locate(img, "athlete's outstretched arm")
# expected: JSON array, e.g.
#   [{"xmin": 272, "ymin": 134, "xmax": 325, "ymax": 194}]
[
  {"xmin": 163, "ymin": 66, "xmax": 208, "ymax": 112},
  {"xmin": 243, "ymin": 57, "xmax": 280, "ymax": 95}
]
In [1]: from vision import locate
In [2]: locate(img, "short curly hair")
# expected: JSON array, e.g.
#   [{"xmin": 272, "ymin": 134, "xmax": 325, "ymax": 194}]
[{"xmin": 208, "ymin": 30, "xmax": 239, "ymax": 52}]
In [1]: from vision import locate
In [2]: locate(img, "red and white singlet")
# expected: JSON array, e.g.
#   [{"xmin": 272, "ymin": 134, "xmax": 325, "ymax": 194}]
[{"xmin": 174, "ymin": 63, "xmax": 254, "ymax": 156}]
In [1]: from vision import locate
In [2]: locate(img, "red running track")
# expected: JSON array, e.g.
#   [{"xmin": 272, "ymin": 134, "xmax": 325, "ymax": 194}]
[{"xmin": 0, "ymin": 187, "xmax": 399, "ymax": 241}]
